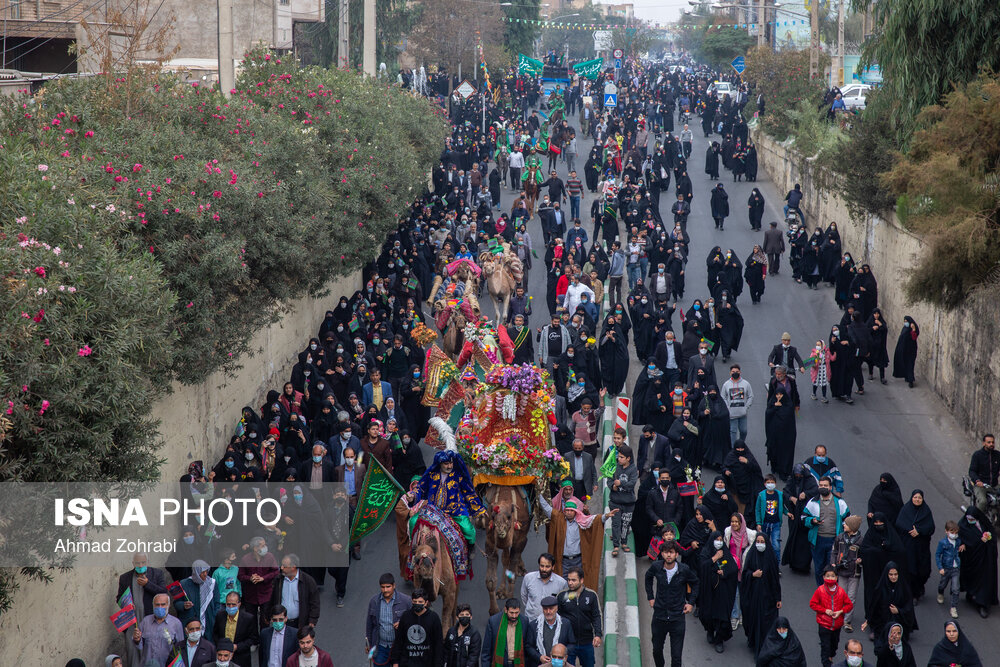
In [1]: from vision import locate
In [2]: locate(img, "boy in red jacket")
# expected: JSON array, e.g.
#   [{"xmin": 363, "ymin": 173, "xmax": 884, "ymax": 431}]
[{"xmin": 809, "ymin": 565, "xmax": 854, "ymax": 667}]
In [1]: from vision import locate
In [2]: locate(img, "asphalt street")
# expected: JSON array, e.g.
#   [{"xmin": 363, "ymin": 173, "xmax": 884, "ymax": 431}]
[{"xmin": 311, "ymin": 108, "xmax": 995, "ymax": 667}]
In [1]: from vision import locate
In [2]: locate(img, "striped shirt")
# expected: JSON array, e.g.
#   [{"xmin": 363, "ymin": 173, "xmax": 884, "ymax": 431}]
[
  {"xmin": 566, "ymin": 178, "xmax": 583, "ymax": 197},
  {"xmin": 378, "ymin": 594, "xmax": 396, "ymax": 646}
]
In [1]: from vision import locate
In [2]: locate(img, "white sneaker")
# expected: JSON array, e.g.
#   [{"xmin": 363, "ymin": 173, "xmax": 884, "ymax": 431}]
[
  {"xmin": 731, "ymin": 617, "xmax": 740, "ymax": 631},
  {"xmin": 937, "ymin": 593, "xmax": 945, "ymax": 604},
  {"xmin": 950, "ymin": 607, "xmax": 959, "ymax": 618}
]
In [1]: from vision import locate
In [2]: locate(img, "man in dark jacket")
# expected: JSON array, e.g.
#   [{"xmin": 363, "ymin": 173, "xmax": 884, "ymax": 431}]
[
  {"xmin": 366, "ymin": 573, "xmax": 412, "ymax": 666},
  {"xmin": 767, "ymin": 332, "xmax": 806, "ymax": 375},
  {"xmin": 444, "ymin": 603, "xmax": 482, "ymax": 667},
  {"xmin": 116, "ymin": 554, "xmax": 168, "ymax": 625},
  {"xmin": 391, "ymin": 588, "xmax": 444, "ymax": 667},
  {"xmin": 298, "ymin": 442, "xmax": 337, "ymax": 485},
  {"xmin": 762, "ymin": 221, "xmax": 785, "ymax": 275},
  {"xmin": 268, "ymin": 554, "xmax": 320, "ymax": 628},
  {"xmin": 507, "ymin": 314, "xmax": 535, "ymax": 365},
  {"xmin": 557, "ymin": 568, "xmax": 602, "ymax": 667},
  {"xmin": 527, "ymin": 596, "xmax": 575, "ymax": 663},
  {"xmin": 540, "ymin": 171, "xmax": 568, "ymax": 204},
  {"xmin": 259, "ymin": 606, "xmax": 297, "ymax": 667},
  {"xmin": 481, "ymin": 598, "xmax": 539, "ymax": 667},
  {"xmin": 173, "ymin": 617, "xmax": 215, "ymax": 667},
  {"xmin": 213, "ymin": 592, "xmax": 258, "ymax": 667},
  {"xmin": 645, "ymin": 541, "xmax": 700, "ymax": 667},
  {"xmin": 647, "ymin": 470, "xmax": 683, "ymax": 532},
  {"xmin": 969, "ymin": 433, "xmax": 1000, "ymax": 512}
]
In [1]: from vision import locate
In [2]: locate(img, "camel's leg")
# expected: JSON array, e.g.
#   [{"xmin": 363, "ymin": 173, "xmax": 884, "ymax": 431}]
[{"xmin": 485, "ymin": 537, "xmax": 500, "ymax": 616}]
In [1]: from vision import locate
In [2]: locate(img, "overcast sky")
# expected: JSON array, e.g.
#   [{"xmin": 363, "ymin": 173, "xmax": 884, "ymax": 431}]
[{"xmin": 598, "ymin": 0, "xmax": 691, "ymax": 25}]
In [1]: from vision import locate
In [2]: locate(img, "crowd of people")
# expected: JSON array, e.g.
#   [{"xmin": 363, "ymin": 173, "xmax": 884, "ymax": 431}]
[{"xmin": 71, "ymin": 53, "xmax": 997, "ymax": 667}]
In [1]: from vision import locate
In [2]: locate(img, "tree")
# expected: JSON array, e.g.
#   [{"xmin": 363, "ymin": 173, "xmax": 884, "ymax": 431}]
[
  {"xmin": 407, "ymin": 0, "xmax": 504, "ymax": 89},
  {"xmin": 881, "ymin": 72, "xmax": 1000, "ymax": 307},
  {"xmin": 306, "ymin": 0, "xmax": 421, "ymax": 70},
  {"xmin": 610, "ymin": 23, "xmax": 655, "ymax": 58},
  {"xmin": 850, "ymin": 0, "xmax": 1000, "ymax": 142},
  {"xmin": 540, "ymin": 3, "xmax": 604, "ymax": 60},
  {"xmin": 503, "ymin": 0, "xmax": 541, "ymax": 57},
  {"xmin": 698, "ymin": 25, "xmax": 753, "ymax": 69},
  {"xmin": 743, "ymin": 46, "xmax": 827, "ymax": 140}
]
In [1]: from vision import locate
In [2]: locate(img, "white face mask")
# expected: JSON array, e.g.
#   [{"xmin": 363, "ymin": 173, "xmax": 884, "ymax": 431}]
[
  {"xmin": 345, "ymin": 457, "xmax": 355, "ymax": 466},
  {"xmin": 713, "ymin": 539, "xmax": 724, "ymax": 550},
  {"xmin": 765, "ymin": 482, "xmax": 776, "ymax": 491},
  {"xmin": 187, "ymin": 630, "xmax": 202, "ymax": 643},
  {"xmin": 846, "ymin": 657, "xmax": 862, "ymax": 667},
  {"xmin": 699, "ymin": 348, "xmax": 707, "ymax": 356},
  {"xmin": 947, "ymin": 532, "xmax": 958, "ymax": 540},
  {"xmin": 755, "ymin": 543, "xmax": 766, "ymax": 552}
]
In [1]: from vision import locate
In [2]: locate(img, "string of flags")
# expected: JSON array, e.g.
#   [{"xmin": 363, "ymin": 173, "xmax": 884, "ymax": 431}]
[{"xmin": 500, "ymin": 16, "xmax": 811, "ymax": 30}]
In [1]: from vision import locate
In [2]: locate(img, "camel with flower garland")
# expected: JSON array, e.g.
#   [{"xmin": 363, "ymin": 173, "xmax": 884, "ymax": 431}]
[{"xmin": 421, "ymin": 320, "xmax": 568, "ymax": 613}]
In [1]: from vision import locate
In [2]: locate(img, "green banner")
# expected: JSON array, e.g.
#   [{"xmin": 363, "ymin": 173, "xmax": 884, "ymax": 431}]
[
  {"xmin": 573, "ymin": 57, "xmax": 604, "ymax": 80},
  {"xmin": 349, "ymin": 454, "xmax": 404, "ymax": 544},
  {"xmin": 518, "ymin": 53, "xmax": 544, "ymax": 76},
  {"xmin": 599, "ymin": 444, "xmax": 618, "ymax": 479}
]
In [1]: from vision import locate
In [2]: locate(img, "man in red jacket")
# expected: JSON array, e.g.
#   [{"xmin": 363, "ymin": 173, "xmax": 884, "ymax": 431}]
[
  {"xmin": 809, "ymin": 565, "xmax": 854, "ymax": 667},
  {"xmin": 285, "ymin": 626, "xmax": 334, "ymax": 667}
]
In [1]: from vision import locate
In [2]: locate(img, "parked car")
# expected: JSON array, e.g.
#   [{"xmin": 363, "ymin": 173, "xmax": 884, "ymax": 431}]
[
  {"xmin": 840, "ymin": 84, "xmax": 871, "ymax": 110},
  {"xmin": 708, "ymin": 81, "xmax": 733, "ymax": 101}
]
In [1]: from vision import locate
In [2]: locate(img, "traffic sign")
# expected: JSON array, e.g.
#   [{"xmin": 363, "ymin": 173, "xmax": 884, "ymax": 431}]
[
  {"xmin": 614, "ymin": 58, "xmax": 622, "ymax": 69},
  {"xmin": 731, "ymin": 56, "xmax": 746, "ymax": 75},
  {"xmin": 455, "ymin": 79, "xmax": 476, "ymax": 99},
  {"xmin": 604, "ymin": 93, "xmax": 617, "ymax": 108},
  {"xmin": 604, "ymin": 81, "xmax": 617, "ymax": 95},
  {"xmin": 612, "ymin": 48, "xmax": 624, "ymax": 59}
]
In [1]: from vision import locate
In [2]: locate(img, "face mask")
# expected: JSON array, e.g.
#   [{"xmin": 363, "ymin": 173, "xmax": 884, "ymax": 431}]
[
  {"xmin": 226, "ymin": 606, "xmax": 239, "ymax": 616},
  {"xmin": 373, "ymin": 338, "xmax": 381, "ymax": 345},
  {"xmin": 413, "ymin": 371, "xmax": 420, "ymax": 378},
  {"xmin": 731, "ymin": 372, "xmax": 740, "ymax": 379},
  {"xmin": 715, "ymin": 485, "xmax": 725, "ymax": 493},
  {"xmin": 826, "ymin": 581, "xmax": 838, "ymax": 590},
  {"xmin": 693, "ymin": 304, "xmax": 700, "ymax": 311},
  {"xmin": 551, "ymin": 660, "xmax": 565, "ymax": 667},
  {"xmin": 641, "ymin": 298, "xmax": 648, "ymax": 304},
  {"xmin": 256, "ymin": 545, "xmax": 268, "ymax": 556},
  {"xmin": 966, "ymin": 515, "xmax": 977, "ymax": 524},
  {"xmin": 778, "ymin": 630, "xmax": 788, "ymax": 639},
  {"xmin": 847, "ymin": 657, "xmax": 862, "ymax": 667},
  {"xmin": 317, "ymin": 383, "xmax": 325, "ymax": 391},
  {"xmin": 568, "ymin": 352, "xmax": 575, "ymax": 358},
  {"xmin": 182, "ymin": 534, "xmax": 196, "ymax": 545},
  {"xmin": 819, "ymin": 488, "xmax": 831, "ymax": 497},
  {"xmin": 458, "ymin": 616, "xmax": 471, "ymax": 627},
  {"xmin": 765, "ymin": 482, "xmax": 776, "ymax": 491},
  {"xmin": 272, "ymin": 620, "xmax": 285, "ymax": 631},
  {"xmin": 135, "ymin": 566, "xmax": 147, "ymax": 574},
  {"xmin": 412, "ymin": 602, "xmax": 425, "ymax": 613},
  {"xmin": 311, "ymin": 455, "xmax": 323, "ymax": 464},
  {"xmin": 947, "ymin": 532, "xmax": 958, "ymax": 540},
  {"xmin": 216, "ymin": 662, "xmax": 230, "ymax": 667},
  {"xmin": 245, "ymin": 452, "xmax": 255, "ymax": 461},
  {"xmin": 187, "ymin": 630, "xmax": 202, "ymax": 643},
  {"xmin": 283, "ymin": 455, "xmax": 291, "ymax": 463},
  {"xmin": 248, "ymin": 432, "xmax": 257, "ymax": 439},
  {"xmin": 293, "ymin": 494, "xmax": 303, "ymax": 505},
  {"xmin": 310, "ymin": 344, "xmax": 317, "ymax": 351},
  {"xmin": 673, "ymin": 388, "xmax": 682, "ymax": 395},
  {"xmin": 699, "ymin": 348, "xmax": 707, "ymax": 356},
  {"xmin": 336, "ymin": 347, "xmax": 344, "ymax": 354},
  {"xmin": 225, "ymin": 460, "xmax": 235, "ymax": 469},
  {"xmin": 345, "ymin": 457, "xmax": 355, "ymax": 466},
  {"xmin": 675, "ymin": 454, "xmax": 682, "ymax": 461},
  {"xmin": 153, "ymin": 607, "xmax": 168, "ymax": 619},
  {"xmin": 815, "ymin": 455, "xmax": 827, "ymax": 463},
  {"xmin": 304, "ymin": 370, "xmax": 311, "ymax": 377},
  {"xmin": 713, "ymin": 539, "xmax": 724, "ymax": 549},
  {"xmin": 578, "ymin": 381, "xmax": 585, "ymax": 387},
  {"xmin": 648, "ymin": 366, "xmax": 657, "ymax": 373}
]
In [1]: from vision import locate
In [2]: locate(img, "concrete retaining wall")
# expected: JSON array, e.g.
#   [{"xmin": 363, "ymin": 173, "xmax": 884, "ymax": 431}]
[
  {"xmin": 753, "ymin": 130, "xmax": 1000, "ymax": 439},
  {"xmin": 0, "ymin": 270, "xmax": 360, "ymax": 665}
]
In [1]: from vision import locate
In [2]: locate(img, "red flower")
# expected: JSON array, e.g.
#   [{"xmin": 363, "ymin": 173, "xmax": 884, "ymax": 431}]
[{"xmin": 32, "ymin": 308, "xmax": 45, "ymax": 322}]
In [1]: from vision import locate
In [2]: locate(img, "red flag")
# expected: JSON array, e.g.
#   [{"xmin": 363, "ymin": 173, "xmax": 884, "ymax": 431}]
[
  {"xmin": 110, "ymin": 603, "xmax": 137, "ymax": 632},
  {"xmin": 167, "ymin": 581, "xmax": 187, "ymax": 601}
]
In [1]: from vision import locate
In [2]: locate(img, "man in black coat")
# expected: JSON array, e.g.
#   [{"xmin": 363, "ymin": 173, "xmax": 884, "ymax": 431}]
[
  {"xmin": 297, "ymin": 442, "xmax": 337, "ymax": 483},
  {"xmin": 481, "ymin": 598, "xmax": 539, "ymax": 667},
  {"xmin": 565, "ymin": 442, "xmax": 597, "ymax": 501},
  {"xmin": 653, "ymin": 331, "xmax": 684, "ymax": 389},
  {"xmin": 647, "ymin": 469, "xmax": 683, "ymax": 533},
  {"xmin": 540, "ymin": 171, "xmax": 567, "ymax": 204},
  {"xmin": 686, "ymin": 340, "xmax": 717, "ymax": 389},
  {"xmin": 444, "ymin": 603, "xmax": 482, "ymax": 667},
  {"xmin": 268, "ymin": 554, "xmax": 321, "ymax": 628},
  {"xmin": 527, "ymin": 596, "xmax": 575, "ymax": 663},
  {"xmin": 116, "ymin": 554, "xmax": 168, "ymax": 622},
  {"xmin": 641, "ymin": 426, "xmax": 671, "ymax": 473},
  {"xmin": 645, "ymin": 541, "xmax": 700, "ymax": 667},
  {"xmin": 213, "ymin": 592, "xmax": 259, "ymax": 667},
  {"xmin": 173, "ymin": 617, "xmax": 216, "ymax": 667},
  {"xmin": 259, "ymin": 605, "xmax": 297, "ymax": 667},
  {"xmin": 766, "ymin": 333, "xmax": 806, "ymax": 376},
  {"xmin": 969, "ymin": 433, "xmax": 1000, "ymax": 512},
  {"xmin": 507, "ymin": 314, "xmax": 535, "ymax": 366}
]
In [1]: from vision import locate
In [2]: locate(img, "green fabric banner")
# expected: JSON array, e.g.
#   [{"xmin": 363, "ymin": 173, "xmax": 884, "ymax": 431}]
[
  {"xmin": 573, "ymin": 58, "xmax": 604, "ymax": 80},
  {"xmin": 518, "ymin": 53, "xmax": 544, "ymax": 76},
  {"xmin": 599, "ymin": 444, "xmax": 618, "ymax": 479},
  {"xmin": 349, "ymin": 454, "xmax": 404, "ymax": 544}
]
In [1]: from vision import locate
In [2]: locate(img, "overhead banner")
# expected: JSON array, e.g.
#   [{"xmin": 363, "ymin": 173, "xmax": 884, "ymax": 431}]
[
  {"xmin": 573, "ymin": 58, "xmax": 604, "ymax": 80},
  {"xmin": 518, "ymin": 53, "xmax": 544, "ymax": 76}
]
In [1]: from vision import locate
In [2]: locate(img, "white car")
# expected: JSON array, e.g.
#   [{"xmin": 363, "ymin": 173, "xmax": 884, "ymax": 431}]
[
  {"xmin": 709, "ymin": 81, "xmax": 733, "ymax": 101},
  {"xmin": 840, "ymin": 84, "xmax": 871, "ymax": 110}
]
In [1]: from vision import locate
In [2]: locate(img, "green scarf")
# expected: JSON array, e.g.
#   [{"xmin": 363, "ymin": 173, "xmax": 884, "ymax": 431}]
[{"xmin": 494, "ymin": 614, "xmax": 524, "ymax": 666}]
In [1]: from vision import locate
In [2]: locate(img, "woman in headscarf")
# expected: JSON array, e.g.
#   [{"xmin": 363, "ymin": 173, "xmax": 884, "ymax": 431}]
[
  {"xmin": 867, "ymin": 473, "xmax": 904, "ymax": 527},
  {"xmin": 958, "ymin": 506, "xmax": 999, "ymax": 618},
  {"xmin": 166, "ymin": 526, "xmax": 205, "ymax": 583},
  {"xmin": 706, "ymin": 246, "xmax": 725, "ymax": 291},
  {"xmin": 764, "ymin": 382, "xmax": 797, "ymax": 482},
  {"xmin": 105, "ymin": 656, "xmax": 123, "ymax": 667},
  {"xmin": 866, "ymin": 308, "xmax": 890, "ymax": 385},
  {"xmin": 747, "ymin": 189, "xmax": 766, "ymax": 232},
  {"xmin": 860, "ymin": 513, "xmax": 907, "ymax": 634},
  {"xmin": 701, "ymin": 477, "xmax": 738, "ymax": 536},
  {"xmin": 927, "ymin": 621, "xmax": 982, "ymax": 667},
  {"xmin": 819, "ymin": 223, "xmax": 842, "ymax": 284},
  {"xmin": 699, "ymin": 529, "xmax": 739, "ymax": 653},
  {"xmin": 599, "ymin": 315, "xmax": 629, "ymax": 395},
  {"xmin": 895, "ymin": 489, "xmax": 935, "ymax": 602},
  {"xmin": 891, "ymin": 316, "xmax": 919, "ymax": 388},
  {"xmin": 697, "ymin": 387, "xmax": 731, "ymax": 470},
  {"xmin": 834, "ymin": 254, "xmax": 856, "ymax": 309},
  {"xmin": 584, "ymin": 146, "xmax": 601, "ymax": 192},
  {"xmin": 175, "ymin": 560, "xmax": 218, "ymax": 640},
  {"xmin": 722, "ymin": 440, "xmax": 765, "ymax": 522},
  {"xmin": 865, "ymin": 562, "xmax": 917, "ymax": 643},
  {"xmin": 628, "ymin": 293, "xmax": 657, "ymax": 362},
  {"xmin": 744, "ymin": 245, "xmax": 768, "ymax": 304},
  {"xmin": 800, "ymin": 240, "xmax": 822, "ymax": 289},
  {"xmin": 782, "ymin": 463, "xmax": 818, "ymax": 574},
  {"xmin": 399, "ymin": 364, "xmax": 429, "ymax": 441},
  {"xmin": 828, "ymin": 324, "xmax": 853, "ymax": 402},
  {"xmin": 745, "ymin": 141, "xmax": 759, "ymax": 182},
  {"xmin": 667, "ymin": 406, "xmax": 700, "ymax": 468},
  {"xmin": 704, "ymin": 141, "xmax": 721, "ymax": 180},
  {"xmin": 680, "ymin": 504, "xmax": 715, "ymax": 567},
  {"xmin": 754, "ymin": 616, "xmax": 805, "ymax": 666},
  {"xmin": 716, "ymin": 289, "xmax": 743, "ymax": 363},
  {"xmin": 849, "ymin": 264, "xmax": 879, "ymax": 320},
  {"xmin": 874, "ymin": 622, "xmax": 916, "ymax": 667},
  {"xmin": 741, "ymin": 533, "xmax": 783, "ymax": 658}
]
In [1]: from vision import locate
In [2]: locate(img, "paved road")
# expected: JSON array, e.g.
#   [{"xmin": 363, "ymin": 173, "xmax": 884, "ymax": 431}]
[{"xmin": 311, "ymin": 109, "xmax": 996, "ymax": 667}]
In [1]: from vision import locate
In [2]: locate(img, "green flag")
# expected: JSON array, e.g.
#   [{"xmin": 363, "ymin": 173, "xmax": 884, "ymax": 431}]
[
  {"xmin": 573, "ymin": 57, "xmax": 604, "ymax": 80},
  {"xmin": 699, "ymin": 337, "xmax": 716, "ymax": 352},
  {"xmin": 349, "ymin": 454, "xmax": 404, "ymax": 544},
  {"xmin": 599, "ymin": 444, "xmax": 618, "ymax": 479},
  {"xmin": 518, "ymin": 53, "xmax": 544, "ymax": 76}
]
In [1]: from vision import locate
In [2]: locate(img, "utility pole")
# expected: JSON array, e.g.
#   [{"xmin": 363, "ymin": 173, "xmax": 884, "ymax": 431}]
[
  {"xmin": 809, "ymin": 0, "xmax": 819, "ymax": 79},
  {"xmin": 217, "ymin": 0, "xmax": 234, "ymax": 97},
  {"xmin": 337, "ymin": 0, "xmax": 349, "ymax": 69},
  {"xmin": 363, "ymin": 0, "xmax": 376, "ymax": 76},
  {"xmin": 837, "ymin": 0, "xmax": 844, "ymax": 87},
  {"xmin": 757, "ymin": 0, "xmax": 765, "ymax": 47}
]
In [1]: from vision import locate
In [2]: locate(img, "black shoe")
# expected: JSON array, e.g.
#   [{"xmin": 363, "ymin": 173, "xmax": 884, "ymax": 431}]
[
  {"xmin": 908, "ymin": 381, "xmax": 914, "ymax": 388},
  {"xmin": 845, "ymin": 398, "xmax": 855, "ymax": 404},
  {"xmin": 979, "ymin": 606, "xmax": 990, "ymax": 618},
  {"xmin": 714, "ymin": 643, "xmax": 725, "ymax": 653},
  {"xmin": 881, "ymin": 379, "xmax": 887, "ymax": 385}
]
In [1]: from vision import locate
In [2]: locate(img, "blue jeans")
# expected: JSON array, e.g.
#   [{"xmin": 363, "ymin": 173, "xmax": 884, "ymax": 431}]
[
  {"xmin": 373, "ymin": 644, "xmax": 393, "ymax": 666},
  {"xmin": 938, "ymin": 567, "xmax": 960, "ymax": 607},
  {"xmin": 568, "ymin": 642, "xmax": 596, "ymax": 667},
  {"xmin": 570, "ymin": 195, "xmax": 581, "ymax": 220},
  {"xmin": 639, "ymin": 257, "xmax": 649, "ymax": 279},
  {"xmin": 812, "ymin": 535, "xmax": 835, "ymax": 585},
  {"xmin": 628, "ymin": 264, "xmax": 641, "ymax": 289},
  {"xmin": 760, "ymin": 521, "xmax": 782, "ymax": 556},
  {"xmin": 729, "ymin": 416, "xmax": 748, "ymax": 444}
]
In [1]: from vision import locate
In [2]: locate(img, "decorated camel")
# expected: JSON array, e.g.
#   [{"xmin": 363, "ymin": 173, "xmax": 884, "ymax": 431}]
[{"xmin": 479, "ymin": 247, "xmax": 523, "ymax": 324}]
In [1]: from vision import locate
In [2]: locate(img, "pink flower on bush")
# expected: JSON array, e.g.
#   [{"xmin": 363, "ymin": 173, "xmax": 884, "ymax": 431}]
[
  {"xmin": 78, "ymin": 345, "xmax": 93, "ymax": 357},
  {"xmin": 37, "ymin": 164, "xmax": 48, "ymax": 172},
  {"xmin": 39, "ymin": 400, "xmax": 50, "ymax": 415},
  {"xmin": 43, "ymin": 338, "xmax": 50, "ymax": 346},
  {"xmin": 133, "ymin": 163, "xmax": 142, "ymax": 172},
  {"xmin": 186, "ymin": 301, "xmax": 193, "ymax": 308},
  {"xmin": 84, "ymin": 130, "xmax": 94, "ymax": 138},
  {"xmin": 34, "ymin": 266, "xmax": 46, "ymax": 277},
  {"xmin": 32, "ymin": 308, "xmax": 44, "ymax": 322}
]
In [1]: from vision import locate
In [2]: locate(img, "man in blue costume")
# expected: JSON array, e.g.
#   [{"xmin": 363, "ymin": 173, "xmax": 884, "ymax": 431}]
[{"xmin": 412, "ymin": 450, "xmax": 487, "ymax": 546}]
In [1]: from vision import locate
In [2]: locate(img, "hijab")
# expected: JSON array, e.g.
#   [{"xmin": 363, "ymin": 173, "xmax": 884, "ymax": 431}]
[
  {"xmin": 927, "ymin": 621, "xmax": 982, "ymax": 667},
  {"xmin": 727, "ymin": 512, "xmax": 750, "ymax": 569},
  {"xmin": 894, "ymin": 489, "xmax": 935, "ymax": 537},
  {"xmin": 755, "ymin": 616, "xmax": 806, "ymax": 667},
  {"xmin": 681, "ymin": 504, "xmax": 714, "ymax": 547},
  {"xmin": 867, "ymin": 472, "xmax": 904, "ymax": 525},
  {"xmin": 191, "ymin": 560, "xmax": 215, "ymax": 623}
]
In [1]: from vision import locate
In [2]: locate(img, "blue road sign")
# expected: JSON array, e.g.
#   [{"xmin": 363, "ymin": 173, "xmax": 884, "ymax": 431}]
[
  {"xmin": 614, "ymin": 58, "xmax": 622, "ymax": 69},
  {"xmin": 731, "ymin": 56, "xmax": 746, "ymax": 75},
  {"xmin": 604, "ymin": 93, "xmax": 617, "ymax": 108}
]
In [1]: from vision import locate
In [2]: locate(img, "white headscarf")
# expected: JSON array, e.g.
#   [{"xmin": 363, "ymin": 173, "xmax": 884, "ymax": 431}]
[{"xmin": 191, "ymin": 560, "xmax": 215, "ymax": 624}]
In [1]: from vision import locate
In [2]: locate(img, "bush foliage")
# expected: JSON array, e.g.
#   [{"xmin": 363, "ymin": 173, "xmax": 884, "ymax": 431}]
[
  {"xmin": 743, "ymin": 47, "xmax": 827, "ymax": 141},
  {"xmin": 0, "ymin": 50, "xmax": 447, "ymax": 485}
]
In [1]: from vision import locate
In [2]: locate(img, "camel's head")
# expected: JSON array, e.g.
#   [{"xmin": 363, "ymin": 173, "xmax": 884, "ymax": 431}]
[
  {"xmin": 413, "ymin": 532, "xmax": 438, "ymax": 580},
  {"xmin": 491, "ymin": 501, "xmax": 515, "ymax": 540}
]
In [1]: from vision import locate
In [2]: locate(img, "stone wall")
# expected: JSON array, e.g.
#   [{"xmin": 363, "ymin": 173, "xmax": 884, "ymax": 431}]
[
  {"xmin": 753, "ymin": 130, "xmax": 1000, "ymax": 439},
  {"xmin": 0, "ymin": 270, "xmax": 360, "ymax": 665}
]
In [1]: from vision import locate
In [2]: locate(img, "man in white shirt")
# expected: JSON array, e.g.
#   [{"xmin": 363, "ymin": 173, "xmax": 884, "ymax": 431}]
[
  {"xmin": 509, "ymin": 147, "xmax": 525, "ymax": 191},
  {"xmin": 564, "ymin": 272, "xmax": 595, "ymax": 318},
  {"xmin": 520, "ymin": 553, "xmax": 568, "ymax": 621}
]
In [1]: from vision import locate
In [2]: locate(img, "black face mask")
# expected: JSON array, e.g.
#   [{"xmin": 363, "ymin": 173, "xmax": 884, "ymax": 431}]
[
  {"xmin": 458, "ymin": 616, "xmax": 471, "ymax": 627},
  {"xmin": 819, "ymin": 488, "xmax": 832, "ymax": 497}
]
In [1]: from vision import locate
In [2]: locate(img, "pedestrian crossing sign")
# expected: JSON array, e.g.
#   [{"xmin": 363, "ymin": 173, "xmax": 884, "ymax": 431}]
[{"xmin": 604, "ymin": 93, "xmax": 617, "ymax": 107}]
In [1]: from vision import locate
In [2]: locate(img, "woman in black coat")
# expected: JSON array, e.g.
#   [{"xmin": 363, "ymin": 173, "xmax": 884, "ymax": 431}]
[
  {"xmin": 584, "ymin": 147, "xmax": 601, "ymax": 192},
  {"xmin": 849, "ymin": 264, "xmax": 879, "ymax": 320},
  {"xmin": 701, "ymin": 476, "xmax": 739, "ymax": 535},
  {"xmin": 754, "ymin": 616, "xmax": 806, "ymax": 666},
  {"xmin": 891, "ymin": 316, "xmax": 919, "ymax": 387},
  {"xmin": 740, "ymin": 534, "xmax": 783, "ymax": 658},
  {"xmin": 867, "ymin": 472, "xmax": 905, "ymax": 528},
  {"xmin": 747, "ymin": 188, "xmax": 765, "ymax": 231},
  {"xmin": 710, "ymin": 184, "xmax": 730, "ymax": 229},
  {"xmin": 704, "ymin": 142, "xmax": 721, "ymax": 180},
  {"xmin": 699, "ymin": 529, "xmax": 739, "ymax": 653},
  {"xmin": 860, "ymin": 513, "xmax": 908, "ymax": 628},
  {"xmin": 782, "ymin": 463, "xmax": 818, "ymax": 574},
  {"xmin": 894, "ymin": 489, "xmax": 935, "ymax": 601},
  {"xmin": 958, "ymin": 506, "xmax": 999, "ymax": 618},
  {"xmin": 745, "ymin": 142, "xmax": 759, "ymax": 182},
  {"xmin": 599, "ymin": 316, "xmax": 629, "ymax": 394},
  {"xmin": 866, "ymin": 562, "xmax": 918, "ymax": 643},
  {"xmin": 819, "ymin": 223, "xmax": 842, "ymax": 284},
  {"xmin": 834, "ymin": 254, "xmax": 856, "ymax": 308},
  {"xmin": 667, "ymin": 407, "xmax": 701, "ymax": 468},
  {"xmin": 874, "ymin": 623, "xmax": 917, "ymax": 667},
  {"xmin": 716, "ymin": 289, "xmax": 743, "ymax": 362},
  {"xmin": 828, "ymin": 325, "xmax": 854, "ymax": 401},
  {"xmin": 680, "ymin": 504, "xmax": 715, "ymax": 567},
  {"xmin": 927, "ymin": 621, "xmax": 982, "ymax": 667},
  {"xmin": 722, "ymin": 440, "xmax": 764, "ymax": 523},
  {"xmin": 866, "ymin": 308, "xmax": 890, "ymax": 384},
  {"xmin": 765, "ymin": 385, "xmax": 797, "ymax": 480},
  {"xmin": 698, "ymin": 388, "xmax": 731, "ymax": 470}
]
